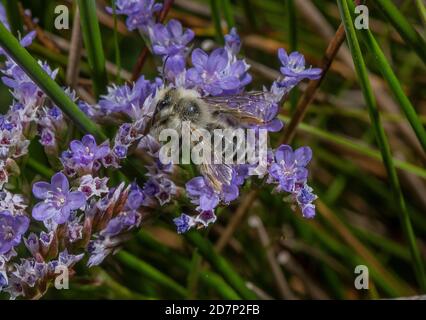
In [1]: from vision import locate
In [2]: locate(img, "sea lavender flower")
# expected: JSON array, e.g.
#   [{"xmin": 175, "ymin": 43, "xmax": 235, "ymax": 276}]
[
  {"xmin": 295, "ymin": 184, "xmax": 317, "ymax": 218},
  {"xmin": 1, "ymin": 59, "xmax": 58, "ymax": 109},
  {"xmin": 101, "ymin": 184, "xmax": 145, "ymax": 237},
  {"xmin": 32, "ymin": 172, "xmax": 86, "ymax": 224},
  {"xmin": 149, "ymin": 19, "xmax": 194, "ymax": 57},
  {"xmin": 186, "ymin": 176, "xmax": 220, "ymax": 212},
  {"xmin": 0, "ymin": 210, "xmax": 29, "ymax": 254},
  {"xmin": 173, "ymin": 213, "xmax": 195, "ymax": 234},
  {"xmin": 186, "ymin": 47, "xmax": 251, "ymax": 96},
  {"xmin": 61, "ymin": 135, "xmax": 110, "ymax": 175},
  {"xmin": 108, "ymin": 0, "xmax": 162, "ymax": 31},
  {"xmin": 278, "ymin": 48, "xmax": 322, "ymax": 84},
  {"xmin": 98, "ymin": 76, "xmax": 160, "ymax": 119},
  {"xmin": 268, "ymin": 145, "xmax": 312, "ymax": 193}
]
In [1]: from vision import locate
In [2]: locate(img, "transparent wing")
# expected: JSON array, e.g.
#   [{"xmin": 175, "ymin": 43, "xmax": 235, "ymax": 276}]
[
  {"xmin": 199, "ymin": 163, "xmax": 233, "ymax": 192},
  {"xmin": 201, "ymin": 91, "xmax": 276, "ymax": 125}
]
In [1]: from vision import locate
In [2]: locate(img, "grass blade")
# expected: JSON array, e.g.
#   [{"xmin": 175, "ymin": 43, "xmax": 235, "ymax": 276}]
[
  {"xmin": 185, "ymin": 231, "xmax": 257, "ymax": 299},
  {"xmin": 221, "ymin": 0, "xmax": 235, "ymax": 29},
  {"xmin": 346, "ymin": 0, "xmax": 426, "ymax": 152},
  {"xmin": 77, "ymin": 0, "xmax": 108, "ymax": 98},
  {"xmin": 374, "ymin": 0, "xmax": 426, "ymax": 64},
  {"xmin": 338, "ymin": 0, "xmax": 426, "ymax": 291},
  {"xmin": 116, "ymin": 251, "xmax": 187, "ymax": 298},
  {"xmin": 210, "ymin": 0, "xmax": 224, "ymax": 44},
  {"xmin": 0, "ymin": 23, "xmax": 107, "ymax": 140}
]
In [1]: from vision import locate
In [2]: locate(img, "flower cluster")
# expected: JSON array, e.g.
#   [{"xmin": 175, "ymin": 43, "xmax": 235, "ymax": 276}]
[{"xmin": 0, "ymin": 0, "xmax": 320, "ymax": 299}]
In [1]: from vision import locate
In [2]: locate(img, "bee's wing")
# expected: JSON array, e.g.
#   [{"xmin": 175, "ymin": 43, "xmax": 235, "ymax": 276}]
[
  {"xmin": 201, "ymin": 91, "xmax": 274, "ymax": 125},
  {"xmin": 199, "ymin": 163, "xmax": 233, "ymax": 192}
]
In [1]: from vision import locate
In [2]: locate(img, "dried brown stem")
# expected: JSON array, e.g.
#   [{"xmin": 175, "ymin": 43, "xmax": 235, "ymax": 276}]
[
  {"xmin": 215, "ymin": 189, "xmax": 258, "ymax": 252},
  {"xmin": 280, "ymin": 24, "xmax": 346, "ymax": 145},
  {"xmin": 66, "ymin": 8, "xmax": 83, "ymax": 88},
  {"xmin": 131, "ymin": 0, "xmax": 175, "ymax": 81}
]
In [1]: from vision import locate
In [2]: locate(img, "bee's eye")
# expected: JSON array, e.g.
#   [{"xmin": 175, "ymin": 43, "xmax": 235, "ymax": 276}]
[
  {"xmin": 157, "ymin": 99, "xmax": 169, "ymax": 110},
  {"xmin": 186, "ymin": 102, "xmax": 199, "ymax": 114}
]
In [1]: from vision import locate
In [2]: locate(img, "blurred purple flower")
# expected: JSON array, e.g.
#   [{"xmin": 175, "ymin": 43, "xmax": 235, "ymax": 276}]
[
  {"xmin": 173, "ymin": 213, "xmax": 195, "ymax": 234},
  {"xmin": 107, "ymin": 0, "xmax": 162, "ymax": 31},
  {"xmin": 186, "ymin": 48, "xmax": 251, "ymax": 96},
  {"xmin": 150, "ymin": 19, "xmax": 194, "ymax": 57},
  {"xmin": 0, "ymin": 210, "xmax": 29, "ymax": 255},
  {"xmin": 32, "ymin": 172, "xmax": 86, "ymax": 224},
  {"xmin": 224, "ymin": 28, "xmax": 241, "ymax": 56}
]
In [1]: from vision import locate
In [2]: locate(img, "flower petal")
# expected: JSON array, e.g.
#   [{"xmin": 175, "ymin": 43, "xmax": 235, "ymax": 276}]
[
  {"xmin": 51, "ymin": 172, "xmax": 69, "ymax": 192},
  {"xmin": 32, "ymin": 181, "xmax": 52, "ymax": 199},
  {"xmin": 67, "ymin": 191, "xmax": 86, "ymax": 210},
  {"xmin": 32, "ymin": 202, "xmax": 57, "ymax": 221}
]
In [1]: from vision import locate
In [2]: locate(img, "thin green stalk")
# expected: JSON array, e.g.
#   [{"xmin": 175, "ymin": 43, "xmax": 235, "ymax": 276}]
[
  {"xmin": 0, "ymin": 23, "xmax": 107, "ymax": 141},
  {"xmin": 210, "ymin": 0, "xmax": 224, "ymax": 44},
  {"xmin": 375, "ymin": 0, "xmax": 426, "ymax": 64},
  {"xmin": 221, "ymin": 0, "xmax": 235, "ymax": 29},
  {"xmin": 111, "ymin": 0, "xmax": 122, "ymax": 83},
  {"xmin": 285, "ymin": 0, "xmax": 298, "ymax": 113},
  {"xmin": 116, "ymin": 251, "xmax": 187, "ymax": 298},
  {"xmin": 285, "ymin": 0, "xmax": 297, "ymax": 51},
  {"xmin": 1, "ymin": 0, "xmax": 23, "ymax": 37},
  {"xmin": 346, "ymin": 0, "xmax": 426, "ymax": 152},
  {"xmin": 279, "ymin": 115, "xmax": 426, "ymax": 179},
  {"xmin": 416, "ymin": 0, "xmax": 426, "ymax": 28},
  {"xmin": 137, "ymin": 232, "xmax": 241, "ymax": 299},
  {"xmin": 185, "ymin": 231, "xmax": 257, "ymax": 299},
  {"xmin": 338, "ymin": 0, "xmax": 426, "ymax": 292},
  {"xmin": 77, "ymin": 0, "xmax": 108, "ymax": 98}
]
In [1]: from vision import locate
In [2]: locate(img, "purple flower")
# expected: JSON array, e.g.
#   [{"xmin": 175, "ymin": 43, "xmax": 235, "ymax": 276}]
[
  {"xmin": 149, "ymin": 20, "xmax": 194, "ymax": 57},
  {"xmin": 2, "ymin": 59, "xmax": 57, "ymax": 107},
  {"xmin": 108, "ymin": 0, "xmax": 162, "ymax": 31},
  {"xmin": 295, "ymin": 184, "xmax": 317, "ymax": 219},
  {"xmin": 173, "ymin": 213, "xmax": 195, "ymax": 234},
  {"xmin": 61, "ymin": 135, "xmax": 110, "ymax": 174},
  {"xmin": 0, "ymin": 211, "xmax": 29, "ymax": 255},
  {"xmin": 194, "ymin": 210, "xmax": 217, "ymax": 227},
  {"xmin": 186, "ymin": 48, "xmax": 251, "ymax": 96},
  {"xmin": 102, "ymin": 185, "xmax": 144, "ymax": 237},
  {"xmin": 99, "ymin": 76, "xmax": 160, "ymax": 119},
  {"xmin": 268, "ymin": 145, "xmax": 312, "ymax": 193},
  {"xmin": 278, "ymin": 48, "xmax": 322, "ymax": 83},
  {"xmin": 224, "ymin": 28, "xmax": 241, "ymax": 55},
  {"xmin": 186, "ymin": 176, "xmax": 219, "ymax": 211},
  {"xmin": 32, "ymin": 172, "xmax": 86, "ymax": 224}
]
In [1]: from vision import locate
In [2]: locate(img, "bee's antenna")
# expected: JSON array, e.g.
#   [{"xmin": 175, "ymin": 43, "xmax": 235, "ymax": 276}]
[{"xmin": 162, "ymin": 55, "xmax": 170, "ymax": 84}]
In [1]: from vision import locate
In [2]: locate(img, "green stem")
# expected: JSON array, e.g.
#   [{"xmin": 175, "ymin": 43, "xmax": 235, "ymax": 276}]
[
  {"xmin": 346, "ymin": 0, "xmax": 426, "ymax": 152},
  {"xmin": 116, "ymin": 251, "xmax": 187, "ymax": 298},
  {"xmin": 210, "ymin": 0, "xmax": 224, "ymax": 44},
  {"xmin": 338, "ymin": 0, "xmax": 426, "ymax": 292},
  {"xmin": 221, "ymin": 0, "xmax": 235, "ymax": 29},
  {"xmin": 185, "ymin": 231, "xmax": 257, "ymax": 299},
  {"xmin": 0, "ymin": 23, "xmax": 107, "ymax": 141},
  {"xmin": 77, "ymin": 0, "xmax": 108, "ymax": 98},
  {"xmin": 375, "ymin": 0, "xmax": 426, "ymax": 64}
]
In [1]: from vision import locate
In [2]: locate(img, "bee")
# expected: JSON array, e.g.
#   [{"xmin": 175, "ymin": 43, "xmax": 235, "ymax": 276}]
[{"xmin": 149, "ymin": 87, "xmax": 270, "ymax": 192}]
